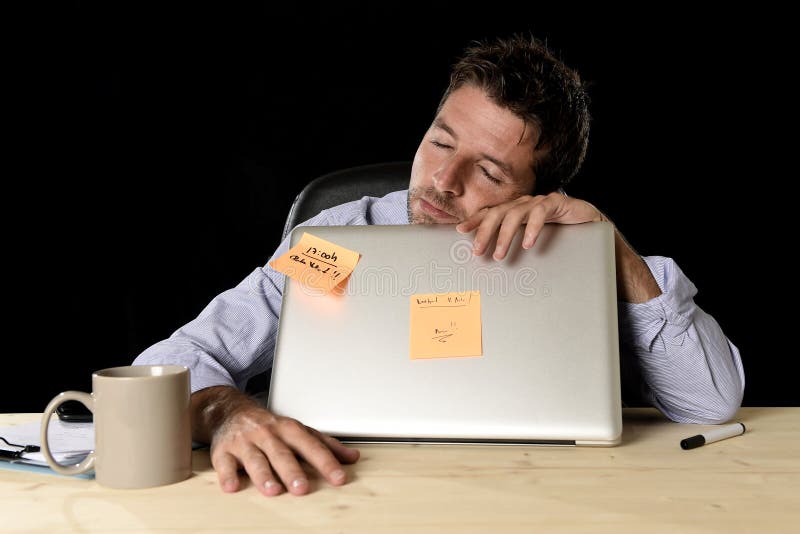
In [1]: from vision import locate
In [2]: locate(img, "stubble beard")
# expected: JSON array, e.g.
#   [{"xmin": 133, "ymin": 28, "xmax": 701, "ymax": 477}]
[{"xmin": 406, "ymin": 186, "xmax": 460, "ymax": 224}]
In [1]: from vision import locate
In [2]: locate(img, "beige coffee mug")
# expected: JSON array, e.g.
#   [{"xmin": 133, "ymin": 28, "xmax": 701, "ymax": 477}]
[{"xmin": 40, "ymin": 365, "xmax": 192, "ymax": 489}]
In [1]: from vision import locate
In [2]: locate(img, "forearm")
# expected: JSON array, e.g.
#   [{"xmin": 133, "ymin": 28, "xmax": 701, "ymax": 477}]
[{"xmin": 613, "ymin": 228, "xmax": 661, "ymax": 303}]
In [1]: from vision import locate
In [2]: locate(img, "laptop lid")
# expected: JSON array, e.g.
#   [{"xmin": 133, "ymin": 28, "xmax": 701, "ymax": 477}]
[{"xmin": 267, "ymin": 222, "xmax": 622, "ymax": 446}]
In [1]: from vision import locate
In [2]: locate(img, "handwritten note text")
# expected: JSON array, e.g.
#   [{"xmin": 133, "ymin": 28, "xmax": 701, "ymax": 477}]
[
  {"xmin": 409, "ymin": 291, "xmax": 482, "ymax": 359},
  {"xmin": 269, "ymin": 233, "xmax": 360, "ymax": 293}
]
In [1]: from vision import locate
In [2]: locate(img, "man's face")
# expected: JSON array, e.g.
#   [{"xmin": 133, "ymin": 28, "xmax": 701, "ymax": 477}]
[{"xmin": 408, "ymin": 84, "xmax": 540, "ymax": 224}]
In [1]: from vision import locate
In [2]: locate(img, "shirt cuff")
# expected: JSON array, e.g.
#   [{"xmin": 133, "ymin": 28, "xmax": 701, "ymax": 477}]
[
  {"xmin": 618, "ymin": 256, "xmax": 698, "ymax": 351},
  {"xmin": 133, "ymin": 343, "xmax": 237, "ymax": 394}
]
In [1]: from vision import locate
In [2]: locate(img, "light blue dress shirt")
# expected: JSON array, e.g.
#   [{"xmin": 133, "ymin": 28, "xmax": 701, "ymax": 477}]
[{"xmin": 134, "ymin": 190, "xmax": 744, "ymax": 424}]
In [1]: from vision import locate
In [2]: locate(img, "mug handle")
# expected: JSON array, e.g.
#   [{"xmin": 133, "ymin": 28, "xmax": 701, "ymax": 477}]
[{"xmin": 40, "ymin": 391, "xmax": 96, "ymax": 476}]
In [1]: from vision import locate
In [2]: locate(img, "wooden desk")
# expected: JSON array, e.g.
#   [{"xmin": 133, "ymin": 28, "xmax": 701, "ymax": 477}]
[{"xmin": 1, "ymin": 408, "xmax": 797, "ymax": 533}]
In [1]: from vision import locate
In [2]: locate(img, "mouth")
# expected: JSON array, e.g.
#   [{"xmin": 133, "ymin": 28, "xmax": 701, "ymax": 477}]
[{"xmin": 418, "ymin": 197, "xmax": 458, "ymax": 222}]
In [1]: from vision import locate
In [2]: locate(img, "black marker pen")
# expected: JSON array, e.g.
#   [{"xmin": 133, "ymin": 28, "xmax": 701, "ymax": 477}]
[{"xmin": 680, "ymin": 422, "xmax": 746, "ymax": 450}]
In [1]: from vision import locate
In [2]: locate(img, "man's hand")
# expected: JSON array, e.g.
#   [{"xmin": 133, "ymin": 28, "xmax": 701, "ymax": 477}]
[
  {"xmin": 191, "ymin": 386, "xmax": 360, "ymax": 496},
  {"xmin": 456, "ymin": 192, "xmax": 661, "ymax": 303},
  {"xmin": 456, "ymin": 192, "xmax": 604, "ymax": 260}
]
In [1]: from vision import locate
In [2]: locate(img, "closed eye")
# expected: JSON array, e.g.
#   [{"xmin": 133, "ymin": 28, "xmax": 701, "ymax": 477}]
[
  {"xmin": 478, "ymin": 165, "xmax": 501, "ymax": 184},
  {"xmin": 430, "ymin": 140, "xmax": 452, "ymax": 150}
]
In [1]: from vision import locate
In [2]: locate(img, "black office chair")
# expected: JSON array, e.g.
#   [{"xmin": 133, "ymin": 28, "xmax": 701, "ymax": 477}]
[{"xmin": 281, "ymin": 161, "xmax": 411, "ymax": 240}]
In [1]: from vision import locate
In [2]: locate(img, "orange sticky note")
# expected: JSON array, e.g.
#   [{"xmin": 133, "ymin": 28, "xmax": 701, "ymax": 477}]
[
  {"xmin": 409, "ymin": 291, "xmax": 482, "ymax": 359},
  {"xmin": 269, "ymin": 232, "xmax": 360, "ymax": 294}
]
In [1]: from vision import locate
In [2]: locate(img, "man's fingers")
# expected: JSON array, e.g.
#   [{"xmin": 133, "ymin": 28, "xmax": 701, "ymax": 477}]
[
  {"xmin": 522, "ymin": 216, "xmax": 546, "ymax": 249},
  {"xmin": 276, "ymin": 421, "xmax": 350, "ymax": 487},
  {"xmin": 492, "ymin": 204, "xmax": 531, "ymax": 260},
  {"xmin": 455, "ymin": 208, "xmax": 487, "ymax": 234},
  {"xmin": 470, "ymin": 208, "xmax": 506, "ymax": 256},
  {"xmin": 522, "ymin": 200, "xmax": 550, "ymax": 249},
  {"xmin": 208, "ymin": 403, "xmax": 362, "ymax": 496},
  {"xmin": 307, "ymin": 426, "xmax": 361, "ymax": 464},
  {"xmin": 462, "ymin": 193, "xmax": 603, "ymax": 258},
  {"xmin": 239, "ymin": 445, "xmax": 284, "ymax": 496},
  {"xmin": 211, "ymin": 450, "xmax": 241, "ymax": 493},
  {"xmin": 260, "ymin": 435, "xmax": 311, "ymax": 495}
]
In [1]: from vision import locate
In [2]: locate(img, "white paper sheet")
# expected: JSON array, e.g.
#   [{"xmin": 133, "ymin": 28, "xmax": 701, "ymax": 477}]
[{"xmin": 0, "ymin": 418, "xmax": 94, "ymax": 466}]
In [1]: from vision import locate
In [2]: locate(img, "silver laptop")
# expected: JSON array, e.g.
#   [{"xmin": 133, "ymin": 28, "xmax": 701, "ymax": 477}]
[{"xmin": 267, "ymin": 222, "xmax": 622, "ymax": 446}]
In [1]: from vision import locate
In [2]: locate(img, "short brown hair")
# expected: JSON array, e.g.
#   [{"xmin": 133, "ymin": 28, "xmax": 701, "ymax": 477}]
[{"xmin": 439, "ymin": 34, "xmax": 590, "ymax": 194}]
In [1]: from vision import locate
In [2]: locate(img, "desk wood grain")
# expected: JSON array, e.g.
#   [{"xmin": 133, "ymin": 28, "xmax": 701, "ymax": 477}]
[{"xmin": 1, "ymin": 408, "xmax": 798, "ymax": 533}]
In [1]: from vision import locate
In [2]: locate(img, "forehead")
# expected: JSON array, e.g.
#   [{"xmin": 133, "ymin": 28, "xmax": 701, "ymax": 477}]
[{"xmin": 435, "ymin": 85, "xmax": 539, "ymax": 168}]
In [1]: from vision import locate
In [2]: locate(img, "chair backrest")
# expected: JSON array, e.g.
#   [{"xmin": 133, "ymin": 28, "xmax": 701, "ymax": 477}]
[{"xmin": 282, "ymin": 161, "xmax": 411, "ymax": 240}]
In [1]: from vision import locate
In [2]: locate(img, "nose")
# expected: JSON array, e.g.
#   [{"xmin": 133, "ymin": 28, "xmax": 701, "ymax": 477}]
[{"xmin": 432, "ymin": 156, "xmax": 466, "ymax": 196}]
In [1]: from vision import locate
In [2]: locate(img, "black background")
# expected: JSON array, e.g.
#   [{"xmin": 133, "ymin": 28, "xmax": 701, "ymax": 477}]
[{"xmin": 6, "ymin": 4, "xmax": 792, "ymax": 411}]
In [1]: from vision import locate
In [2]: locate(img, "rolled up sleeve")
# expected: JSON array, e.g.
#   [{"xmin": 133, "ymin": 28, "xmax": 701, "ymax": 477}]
[{"xmin": 618, "ymin": 256, "xmax": 744, "ymax": 423}]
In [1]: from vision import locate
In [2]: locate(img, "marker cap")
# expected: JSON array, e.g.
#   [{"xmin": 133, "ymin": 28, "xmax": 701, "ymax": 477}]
[{"xmin": 680, "ymin": 434, "xmax": 706, "ymax": 450}]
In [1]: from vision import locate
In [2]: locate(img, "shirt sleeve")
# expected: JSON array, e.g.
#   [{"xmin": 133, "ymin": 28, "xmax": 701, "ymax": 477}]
[
  {"xmin": 132, "ymin": 213, "xmax": 329, "ymax": 393},
  {"xmin": 132, "ymin": 256, "xmax": 287, "ymax": 393},
  {"xmin": 131, "ymin": 193, "xmax": 393, "ymax": 393},
  {"xmin": 617, "ymin": 256, "xmax": 745, "ymax": 423}
]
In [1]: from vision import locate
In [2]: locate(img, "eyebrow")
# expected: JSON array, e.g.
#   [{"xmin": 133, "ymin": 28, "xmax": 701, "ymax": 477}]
[{"xmin": 432, "ymin": 117, "xmax": 514, "ymax": 176}]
